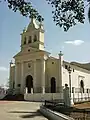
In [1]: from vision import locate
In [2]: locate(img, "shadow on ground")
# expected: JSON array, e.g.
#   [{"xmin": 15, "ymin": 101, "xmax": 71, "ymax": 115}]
[{"xmin": 9, "ymin": 110, "xmax": 43, "ymax": 118}]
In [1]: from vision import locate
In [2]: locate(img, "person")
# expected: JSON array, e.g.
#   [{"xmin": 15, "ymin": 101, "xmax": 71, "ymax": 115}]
[{"xmin": 63, "ymin": 84, "xmax": 70, "ymax": 107}]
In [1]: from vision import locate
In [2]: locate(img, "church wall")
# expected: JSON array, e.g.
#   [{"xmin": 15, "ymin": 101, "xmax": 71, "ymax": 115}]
[
  {"xmin": 63, "ymin": 65, "xmax": 90, "ymax": 89},
  {"xmin": 14, "ymin": 63, "xmax": 21, "ymax": 91},
  {"xmin": 46, "ymin": 58, "xmax": 59, "ymax": 91},
  {"xmin": 15, "ymin": 52, "xmax": 43, "ymax": 62},
  {"xmin": 15, "ymin": 58, "xmax": 44, "ymax": 93},
  {"xmin": 20, "ymin": 61, "xmax": 34, "ymax": 93},
  {"xmin": 62, "ymin": 67, "xmax": 69, "ymax": 87},
  {"xmin": 21, "ymin": 46, "xmax": 31, "ymax": 54},
  {"xmin": 45, "ymin": 60, "xmax": 48, "ymax": 91},
  {"xmin": 17, "ymin": 63, "xmax": 21, "ymax": 86},
  {"xmin": 39, "ymin": 32, "xmax": 44, "ymax": 43},
  {"xmin": 71, "ymin": 68, "xmax": 90, "ymax": 89},
  {"xmin": 36, "ymin": 59, "xmax": 42, "ymax": 88},
  {"xmin": 23, "ymin": 61, "xmax": 34, "ymax": 80},
  {"xmin": 15, "ymin": 52, "xmax": 46, "ymax": 94},
  {"xmin": 10, "ymin": 66, "xmax": 15, "ymax": 89}
]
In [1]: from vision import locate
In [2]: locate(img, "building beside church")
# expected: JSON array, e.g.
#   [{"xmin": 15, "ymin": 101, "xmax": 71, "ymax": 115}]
[{"xmin": 9, "ymin": 18, "xmax": 90, "ymax": 102}]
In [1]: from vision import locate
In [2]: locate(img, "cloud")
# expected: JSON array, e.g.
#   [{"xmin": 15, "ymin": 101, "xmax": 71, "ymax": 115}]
[
  {"xmin": 64, "ymin": 40, "xmax": 84, "ymax": 46},
  {"xmin": 0, "ymin": 67, "xmax": 8, "ymax": 71}
]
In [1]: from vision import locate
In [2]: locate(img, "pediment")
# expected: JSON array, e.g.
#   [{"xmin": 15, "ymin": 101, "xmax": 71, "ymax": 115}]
[
  {"xmin": 13, "ymin": 47, "xmax": 40, "ymax": 58},
  {"xmin": 13, "ymin": 47, "xmax": 50, "ymax": 59}
]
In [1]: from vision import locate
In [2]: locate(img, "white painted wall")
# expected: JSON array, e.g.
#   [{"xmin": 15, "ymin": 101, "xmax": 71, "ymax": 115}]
[
  {"xmin": 24, "ymin": 93, "xmax": 63, "ymax": 101},
  {"xmin": 63, "ymin": 64, "xmax": 90, "ymax": 89}
]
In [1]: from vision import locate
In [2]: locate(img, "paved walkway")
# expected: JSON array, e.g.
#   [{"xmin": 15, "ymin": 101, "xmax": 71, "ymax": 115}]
[
  {"xmin": 0, "ymin": 101, "xmax": 48, "ymax": 120},
  {"xmin": 74, "ymin": 102, "xmax": 90, "ymax": 109}
]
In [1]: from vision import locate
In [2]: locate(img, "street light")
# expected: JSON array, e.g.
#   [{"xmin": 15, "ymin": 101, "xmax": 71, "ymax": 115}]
[{"xmin": 67, "ymin": 65, "xmax": 72, "ymax": 106}]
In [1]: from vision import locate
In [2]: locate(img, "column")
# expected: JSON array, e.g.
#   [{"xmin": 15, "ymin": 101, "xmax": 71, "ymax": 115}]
[
  {"xmin": 21, "ymin": 62, "xmax": 24, "ymax": 94},
  {"xmin": 33, "ymin": 60, "xmax": 37, "ymax": 93},
  {"xmin": 15, "ymin": 63, "xmax": 18, "ymax": 93},
  {"xmin": 9, "ymin": 61, "xmax": 13, "ymax": 89},
  {"xmin": 69, "ymin": 72, "xmax": 72, "ymax": 98},
  {"xmin": 41, "ymin": 59, "xmax": 45, "ymax": 94},
  {"xmin": 58, "ymin": 51, "xmax": 63, "ymax": 92}
]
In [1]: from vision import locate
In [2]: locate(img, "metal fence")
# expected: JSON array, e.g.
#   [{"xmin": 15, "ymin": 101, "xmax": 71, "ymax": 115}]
[
  {"xmin": 74, "ymin": 88, "xmax": 90, "ymax": 93},
  {"xmin": 44, "ymin": 100, "xmax": 90, "ymax": 120}
]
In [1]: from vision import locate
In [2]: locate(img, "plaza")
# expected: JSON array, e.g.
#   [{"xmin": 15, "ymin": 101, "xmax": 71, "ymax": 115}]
[{"xmin": 0, "ymin": 101, "xmax": 47, "ymax": 120}]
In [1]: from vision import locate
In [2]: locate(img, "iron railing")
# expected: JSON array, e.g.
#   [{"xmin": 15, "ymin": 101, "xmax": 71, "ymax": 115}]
[
  {"xmin": 44, "ymin": 100, "xmax": 90, "ymax": 120},
  {"xmin": 74, "ymin": 88, "xmax": 90, "ymax": 93}
]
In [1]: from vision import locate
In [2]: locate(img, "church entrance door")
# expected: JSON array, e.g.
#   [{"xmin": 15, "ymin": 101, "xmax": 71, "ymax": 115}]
[
  {"xmin": 51, "ymin": 77, "xmax": 56, "ymax": 93},
  {"xmin": 26, "ymin": 75, "xmax": 33, "ymax": 93}
]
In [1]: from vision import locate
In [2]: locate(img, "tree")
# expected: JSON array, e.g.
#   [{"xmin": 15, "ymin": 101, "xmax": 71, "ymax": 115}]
[
  {"xmin": 0, "ymin": 0, "xmax": 90, "ymax": 31},
  {"xmin": 88, "ymin": 0, "xmax": 90, "ymax": 22}
]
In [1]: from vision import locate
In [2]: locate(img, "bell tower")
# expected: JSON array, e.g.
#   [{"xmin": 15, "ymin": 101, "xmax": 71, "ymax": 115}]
[{"xmin": 21, "ymin": 18, "xmax": 45, "ymax": 51}]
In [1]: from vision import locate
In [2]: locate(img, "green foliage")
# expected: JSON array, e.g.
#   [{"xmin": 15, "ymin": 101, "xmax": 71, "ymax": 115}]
[
  {"xmin": 4, "ymin": 0, "xmax": 44, "ymax": 22},
  {"xmin": 88, "ymin": 0, "xmax": 90, "ymax": 22},
  {"xmin": 88, "ymin": 7, "xmax": 90, "ymax": 22},
  {"xmin": 46, "ymin": 0, "xmax": 85, "ymax": 31},
  {"xmin": 0, "ymin": 0, "xmax": 90, "ymax": 31}
]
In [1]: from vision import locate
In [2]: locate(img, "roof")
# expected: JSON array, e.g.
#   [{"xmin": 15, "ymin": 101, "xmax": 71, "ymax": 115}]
[
  {"xmin": 27, "ymin": 18, "xmax": 39, "ymax": 30},
  {"xmin": 49, "ymin": 56, "xmax": 58, "ymax": 60},
  {"xmin": 63, "ymin": 61, "xmax": 90, "ymax": 71},
  {"xmin": 26, "ymin": 18, "xmax": 44, "ymax": 32},
  {"xmin": 13, "ymin": 48, "xmax": 50, "ymax": 58},
  {"xmin": 70, "ymin": 62, "xmax": 90, "ymax": 71}
]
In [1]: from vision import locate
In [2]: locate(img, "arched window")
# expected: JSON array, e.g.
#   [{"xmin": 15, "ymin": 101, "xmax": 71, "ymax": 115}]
[
  {"xmin": 24, "ymin": 37, "xmax": 26, "ymax": 44},
  {"xmin": 28, "ymin": 36, "xmax": 32, "ymax": 43},
  {"xmin": 80, "ymin": 80, "xmax": 84, "ymax": 93},
  {"xmin": 34, "ymin": 35, "xmax": 37, "ymax": 42}
]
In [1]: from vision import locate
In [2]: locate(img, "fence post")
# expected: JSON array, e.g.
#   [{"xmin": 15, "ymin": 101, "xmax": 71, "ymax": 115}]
[{"xmin": 72, "ymin": 87, "xmax": 75, "ymax": 103}]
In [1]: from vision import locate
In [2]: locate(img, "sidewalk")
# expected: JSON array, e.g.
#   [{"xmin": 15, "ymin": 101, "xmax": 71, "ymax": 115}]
[{"xmin": 0, "ymin": 101, "xmax": 48, "ymax": 120}]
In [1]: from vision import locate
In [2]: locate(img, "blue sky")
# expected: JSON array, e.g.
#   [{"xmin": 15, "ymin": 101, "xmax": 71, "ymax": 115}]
[{"xmin": 0, "ymin": 0, "xmax": 90, "ymax": 85}]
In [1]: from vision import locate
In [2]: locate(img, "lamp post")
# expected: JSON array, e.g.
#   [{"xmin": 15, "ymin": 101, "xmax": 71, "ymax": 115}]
[{"xmin": 67, "ymin": 65, "xmax": 72, "ymax": 106}]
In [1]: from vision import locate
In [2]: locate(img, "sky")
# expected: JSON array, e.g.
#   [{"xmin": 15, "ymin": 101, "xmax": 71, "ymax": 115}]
[{"xmin": 0, "ymin": 0, "xmax": 90, "ymax": 85}]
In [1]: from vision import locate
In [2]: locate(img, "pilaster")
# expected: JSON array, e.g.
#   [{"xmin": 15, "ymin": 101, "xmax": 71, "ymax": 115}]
[
  {"xmin": 21, "ymin": 61, "xmax": 24, "ymax": 94},
  {"xmin": 33, "ymin": 59, "xmax": 37, "ymax": 93},
  {"xmin": 15, "ymin": 62, "xmax": 18, "ymax": 94},
  {"xmin": 58, "ymin": 51, "xmax": 63, "ymax": 92},
  {"xmin": 41, "ymin": 59, "xmax": 45, "ymax": 94}
]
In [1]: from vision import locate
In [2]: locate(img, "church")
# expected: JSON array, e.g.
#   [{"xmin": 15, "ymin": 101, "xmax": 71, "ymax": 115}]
[{"xmin": 9, "ymin": 18, "xmax": 90, "ymax": 102}]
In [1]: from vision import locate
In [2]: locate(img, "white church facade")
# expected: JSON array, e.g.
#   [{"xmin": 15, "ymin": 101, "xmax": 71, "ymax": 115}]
[{"xmin": 9, "ymin": 18, "xmax": 90, "ymax": 102}]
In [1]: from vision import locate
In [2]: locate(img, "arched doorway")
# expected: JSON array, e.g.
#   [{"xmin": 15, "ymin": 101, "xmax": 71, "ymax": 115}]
[
  {"xmin": 51, "ymin": 77, "xmax": 56, "ymax": 93},
  {"xmin": 26, "ymin": 75, "xmax": 33, "ymax": 93}
]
